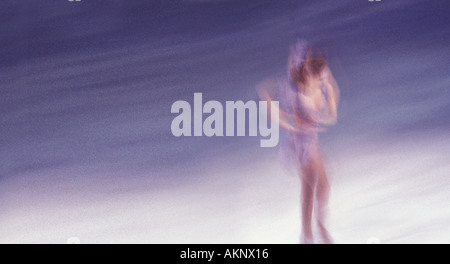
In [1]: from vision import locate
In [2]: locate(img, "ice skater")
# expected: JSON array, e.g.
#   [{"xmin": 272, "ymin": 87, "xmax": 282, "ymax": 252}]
[{"xmin": 258, "ymin": 40, "xmax": 339, "ymax": 244}]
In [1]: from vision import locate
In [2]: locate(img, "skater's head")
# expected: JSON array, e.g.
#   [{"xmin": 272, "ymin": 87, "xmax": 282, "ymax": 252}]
[
  {"xmin": 294, "ymin": 52, "xmax": 326, "ymax": 90},
  {"xmin": 287, "ymin": 41, "xmax": 327, "ymax": 92}
]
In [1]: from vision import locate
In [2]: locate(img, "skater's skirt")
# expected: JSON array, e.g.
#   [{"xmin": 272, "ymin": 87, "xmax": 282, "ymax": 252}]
[{"xmin": 281, "ymin": 130, "xmax": 319, "ymax": 169}]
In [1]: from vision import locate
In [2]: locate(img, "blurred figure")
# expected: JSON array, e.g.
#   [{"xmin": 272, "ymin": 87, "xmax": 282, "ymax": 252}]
[{"xmin": 259, "ymin": 40, "xmax": 339, "ymax": 244}]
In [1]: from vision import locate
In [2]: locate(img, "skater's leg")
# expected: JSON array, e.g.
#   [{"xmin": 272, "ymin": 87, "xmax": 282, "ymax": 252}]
[
  {"xmin": 313, "ymin": 155, "xmax": 333, "ymax": 243},
  {"xmin": 300, "ymin": 164, "xmax": 316, "ymax": 244}
]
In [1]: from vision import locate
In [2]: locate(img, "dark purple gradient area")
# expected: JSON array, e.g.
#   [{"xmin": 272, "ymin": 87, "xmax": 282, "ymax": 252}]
[{"xmin": 1, "ymin": 0, "xmax": 449, "ymax": 243}]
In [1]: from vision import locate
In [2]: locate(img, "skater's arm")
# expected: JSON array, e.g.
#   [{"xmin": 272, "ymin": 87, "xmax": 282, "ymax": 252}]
[
  {"xmin": 258, "ymin": 88, "xmax": 300, "ymax": 132},
  {"xmin": 319, "ymin": 67, "xmax": 339, "ymax": 125}
]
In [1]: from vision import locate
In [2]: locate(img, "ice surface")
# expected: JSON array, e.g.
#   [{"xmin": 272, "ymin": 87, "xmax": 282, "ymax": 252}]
[{"xmin": 0, "ymin": 0, "xmax": 448, "ymax": 243}]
